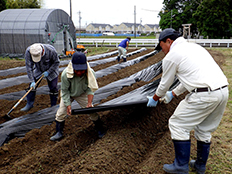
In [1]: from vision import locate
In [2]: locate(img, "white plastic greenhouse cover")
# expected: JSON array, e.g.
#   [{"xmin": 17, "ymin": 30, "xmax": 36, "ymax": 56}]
[{"xmin": 0, "ymin": 9, "xmax": 76, "ymax": 55}]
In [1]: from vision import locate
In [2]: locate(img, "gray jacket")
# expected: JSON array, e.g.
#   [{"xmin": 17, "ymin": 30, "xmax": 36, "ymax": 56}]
[{"xmin": 25, "ymin": 44, "xmax": 60, "ymax": 82}]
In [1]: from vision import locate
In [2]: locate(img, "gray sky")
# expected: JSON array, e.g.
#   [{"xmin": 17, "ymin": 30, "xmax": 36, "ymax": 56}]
[{"xmin": 41, "ymin": 0, "xmax": 164, "ymax": 27}]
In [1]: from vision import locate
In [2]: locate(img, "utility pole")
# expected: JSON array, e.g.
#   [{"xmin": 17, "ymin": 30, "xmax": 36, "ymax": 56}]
[
  {"xmin": 170, "ymin": 10, "xmax": 173, "ymax": 28},
  {"xmin": 70, "ymin": 0, "xmax": 72, "ymax": 20},
  {"xmin": 78, "ymin": 11, "xmax": 81, "ymax": 43},
  {"xmin": 134, "ymin": 5, "xmax": 136, "ymax": 38}
]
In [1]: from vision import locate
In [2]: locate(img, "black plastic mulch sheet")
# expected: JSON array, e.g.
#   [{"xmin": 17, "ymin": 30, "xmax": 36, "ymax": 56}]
[
  {"xmin": 0, "ymin": 48, "xmax": 144, "ymax": 77},
  {"xmin": 95, "ymin": 50, "xmax": 157, "ymax": 78},
  {"xmin": 0, "ymin": 50, "xmax": 119, "ymax": 77},
  {"xmin": 0, "ymin": 49, "xmax": 165, "ymax": 146},
  {"xmin": 72, "ymin": 78, "xmax": 180, "ymax": 114},
  {"xmin": 0, "ymin": 48, "xmax": 146, "ymax": 89},
  {"xmin": 0, "ymin": 76, "xmax": 180, "ymax": 146},
  {"xmin": 93, "ymin": 61, "xmax": 162, "ymax": 105},
  {"xmin": 0, "ymin": 49, "xmax": 154, "ymax": 99}
]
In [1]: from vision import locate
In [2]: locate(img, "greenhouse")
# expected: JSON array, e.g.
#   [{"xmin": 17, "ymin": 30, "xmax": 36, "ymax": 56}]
[{"xmin": 0, "ymin": 8, "xmax": 76, "ymax": 57}]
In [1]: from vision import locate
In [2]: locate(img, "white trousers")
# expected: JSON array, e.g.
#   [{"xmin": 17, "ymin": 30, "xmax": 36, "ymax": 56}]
[
  {"xmin": 118, "ymin": 46, "xmax": 127, "ymax": 58},
  {"xmin": 169, "ymin": 87, "xmax": 228, "ymax": 142},
  {"xmin": 55, "ymin": 92, "xmax": 98, "ymax": 122}
]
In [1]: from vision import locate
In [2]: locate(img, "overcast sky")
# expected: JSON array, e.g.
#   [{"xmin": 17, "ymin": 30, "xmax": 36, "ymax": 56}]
[{"xmin": 41, "ymin": 0, "xmax": 164, "ymax": 27}]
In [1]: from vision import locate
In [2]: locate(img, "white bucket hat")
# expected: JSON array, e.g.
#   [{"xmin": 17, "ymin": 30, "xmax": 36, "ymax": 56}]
[{"xmin": 29, "ymin": 43, "xmax": 42, "ymax": 62}]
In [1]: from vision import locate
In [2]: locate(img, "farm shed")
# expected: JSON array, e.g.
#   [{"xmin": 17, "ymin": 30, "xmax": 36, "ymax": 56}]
[{"xmin": 0, "ymin": 9, "xmax": 76, "ymax": 57}]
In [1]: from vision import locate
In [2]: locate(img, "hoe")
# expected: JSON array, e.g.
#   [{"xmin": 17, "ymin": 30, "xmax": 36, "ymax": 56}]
[{"xmin": 4, "ymin": 75, "xmax": 44, "ymax": 120}]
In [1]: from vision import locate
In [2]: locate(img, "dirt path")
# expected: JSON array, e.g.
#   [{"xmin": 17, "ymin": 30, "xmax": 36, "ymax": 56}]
[{"xmin": 0, "ymin": 48, "xmax": 226, "ymax": 173}]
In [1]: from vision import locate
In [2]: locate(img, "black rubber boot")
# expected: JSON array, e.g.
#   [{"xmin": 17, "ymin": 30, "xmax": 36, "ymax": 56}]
[
  {"xmin": 20, "ymin": 90, "xmax": 36, "ymax": 112},
  {"xmin": 50, "ymin": 93, "xmax": 58, "ymax": 107},
  {"xmin": 190, "ymin": 141, "xmax": 211, "ymax": 174},
  {"xmin": 50, "ymin": 121, "xmax": 65, "ymax": 141},
  {"xmin": 92, "ymin": 118, "xmax": 106, "ymax": 138},
  {"xmin": 116, "ymin": 56, "xmax": 120, "ymax": 62},
  {"xmin": 163, "ymin": 140, "xmax": 191, "ymax": 174},
  {"xmin": 123, "ymin": 57, "xmax": 127, "ymax": 62}
]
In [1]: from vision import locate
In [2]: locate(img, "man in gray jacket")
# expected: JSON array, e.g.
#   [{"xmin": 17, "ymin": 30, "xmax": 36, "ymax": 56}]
[{"xmin": 21, "ymin": 43, "xmax": 60, "ymax": 111}]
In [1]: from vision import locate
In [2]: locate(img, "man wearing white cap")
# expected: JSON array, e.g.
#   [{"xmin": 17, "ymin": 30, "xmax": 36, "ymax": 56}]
[{"xmin": 21, "ymin": 43, "xmax": 60, "ymax": 111}]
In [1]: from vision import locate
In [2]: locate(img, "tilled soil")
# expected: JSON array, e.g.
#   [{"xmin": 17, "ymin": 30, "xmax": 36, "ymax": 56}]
[{"xmin": 0, "ymin": 48, "xmax": 226, "ymax": 173}]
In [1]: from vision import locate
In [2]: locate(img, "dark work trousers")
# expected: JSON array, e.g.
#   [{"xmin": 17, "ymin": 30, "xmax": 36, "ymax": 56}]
[
  {"xmin": 46, "ymin": 77, "xmax": 58, "ymax": 94},
  {"xmin": 31, "ymin": 76, "xmax": 58, "ymax": 94}
]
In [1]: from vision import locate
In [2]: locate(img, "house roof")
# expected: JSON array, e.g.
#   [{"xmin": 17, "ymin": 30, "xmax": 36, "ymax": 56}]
[
  {"xmin": 145, "ymin": 24, "xmax": 159, "ymax": 28},
  {"xmin": 89, "ymin": 23, "xmax": 113, "ymax": 28},
  {"xmin": 122, "ymin": 22, "xmax": 144, "ymax": 27}
]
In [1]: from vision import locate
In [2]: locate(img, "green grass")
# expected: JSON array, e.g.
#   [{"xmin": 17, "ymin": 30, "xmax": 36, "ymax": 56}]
[
  {"xmin": 205, "ymin": 48, "xmax": 232, "ymax": 173},
  {"xmin": 85, "ymin": 47, "xmax": 116, "ymax": 56}
]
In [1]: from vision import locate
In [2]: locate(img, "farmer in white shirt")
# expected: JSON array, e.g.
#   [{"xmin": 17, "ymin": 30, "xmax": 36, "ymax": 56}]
[{"xmin": 147, "ymin": 28, "xmax": 228, "ymax": 174}]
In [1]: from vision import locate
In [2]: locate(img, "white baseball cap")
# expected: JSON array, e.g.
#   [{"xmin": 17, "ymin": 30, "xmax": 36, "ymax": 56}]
[{"xmin": 29, "ymin": 43, "xmax": 43, "ymax": 62}]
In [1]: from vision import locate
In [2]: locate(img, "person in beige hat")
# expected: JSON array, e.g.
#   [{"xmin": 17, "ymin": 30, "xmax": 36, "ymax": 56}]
[{"xmin": 21, "ymin": 43, "xmax": 60, "ymax": 112}]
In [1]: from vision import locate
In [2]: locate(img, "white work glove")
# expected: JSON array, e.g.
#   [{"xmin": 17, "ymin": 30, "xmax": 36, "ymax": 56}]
[
  {"xmin": 43, "ymin": 71, "xmax": 49, "ymax": 77},
  {"xmin": 30, "ymin": 81, "xmax": 36, "ymax": 89},
  {"xmin": 162, "ymin": 91, "xmax": 174, "ymax": 104},
  {"xmin": 147, "ymin": 96, "xmax": 158, "ymax": 107}
]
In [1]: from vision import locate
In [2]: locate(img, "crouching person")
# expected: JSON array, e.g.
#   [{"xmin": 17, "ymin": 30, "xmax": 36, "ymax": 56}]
[{"xmin": 50, "ymin": 52, "xmax": 106, "ymax": 141}]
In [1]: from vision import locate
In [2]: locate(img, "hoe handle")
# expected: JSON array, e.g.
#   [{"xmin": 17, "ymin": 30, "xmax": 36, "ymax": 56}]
[{"xmin": 6, "ymin": 75, "xmax": 44, "ymax": 116}]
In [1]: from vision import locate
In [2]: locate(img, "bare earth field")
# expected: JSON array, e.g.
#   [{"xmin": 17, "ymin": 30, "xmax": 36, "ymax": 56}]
[{"xmin": 0, "ymin": 48, "xmax": 227, "ymax": 173}]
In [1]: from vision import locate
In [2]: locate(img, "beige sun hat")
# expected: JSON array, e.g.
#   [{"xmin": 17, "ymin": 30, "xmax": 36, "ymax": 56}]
[{"xmin": 29, "ymin": 43, "xmax": 42, "ymax": 62}]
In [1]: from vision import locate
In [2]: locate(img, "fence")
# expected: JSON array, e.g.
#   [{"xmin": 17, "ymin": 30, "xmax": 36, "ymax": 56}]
[{"xmin": 77, "ymin": 38, "xmax": 232, "ymax": 48}]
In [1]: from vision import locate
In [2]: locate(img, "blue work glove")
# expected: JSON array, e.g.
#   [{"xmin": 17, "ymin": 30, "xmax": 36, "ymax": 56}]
[
  {"xmin": 30, "ymin": 81, "xmax": 36, "ymax": 89},
  {"xmin": 147, "ymin": 96, "xmax": 158, "ymax": 107},
  {"xmin": 163, "ymin": 91, "xmax": 174, "ymax": 104},
  {"xmin": 43, "ymin": 71, "xmax": 49, "ymax": 77}
]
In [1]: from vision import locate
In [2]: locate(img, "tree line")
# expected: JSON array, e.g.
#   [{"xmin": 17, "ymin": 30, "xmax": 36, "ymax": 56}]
[
  {"xmin": 1, "ymin": 0, "xmax": 232, "ymax": 39},
  {"xmin": 159, "ymin": 0, "xmax": 232, "ymax": 39},
  {"xmin": 0, "ymin": 0, "xmax": 41, "ymax": 11}
]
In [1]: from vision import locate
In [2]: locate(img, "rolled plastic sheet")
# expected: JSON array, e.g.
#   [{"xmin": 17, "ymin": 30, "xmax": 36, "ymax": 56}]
[{"xmin": 72, "ymin": 78, "xmax": 180, "ymax": 115}]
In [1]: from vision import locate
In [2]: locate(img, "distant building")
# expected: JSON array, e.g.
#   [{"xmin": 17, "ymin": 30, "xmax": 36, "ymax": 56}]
[
  {"xmin": 144, "ymin": 24, "xmax": 161, "ymax": 33},
  {"xmin": 86, "ymin": 23, "xmax": 113, "ymax": 33},
  {"xmin": 85, "ymin": 22, "xmax": 159, "ymax": 34},
  {"xmin": 116, "ymin": 22, "xmax": 144, "ymax": 34}
]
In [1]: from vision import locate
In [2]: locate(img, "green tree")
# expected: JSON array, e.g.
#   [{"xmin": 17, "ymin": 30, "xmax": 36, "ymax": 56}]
[
  {"xmin": 159, "ymin": 0, "xmax": 200, "ymax": 35},
  {"xmin": 6, "ymin": 0, "xmax": 41, "ymax": 8},
  {"xmin": 193, "ymin": 0, "xmax": 232, "ymax": 39},
  {"xmin": 0, "ymin": 0, "xmax": 7, "ymax": 11}
]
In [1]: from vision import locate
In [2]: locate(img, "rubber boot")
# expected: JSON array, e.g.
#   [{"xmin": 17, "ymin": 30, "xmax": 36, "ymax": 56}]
[
  {"xmin": 50, "ymin": 93, "xmax": 58, "ymax": 107},
  {"xmin": 20, "ymin": 91, "xmax": 36, "ymax": 112},
  {"xmin": 123, "ymin": 57, "xmax": 127, "ymax": 62},
  {"xmin": 50, "ymin": 121, "xmax": 65, "ymax": 141},
  {"xmin": 92, "ymin": 118, "xmax": 106, "ymax": 138},
  {"xmin": 190, "ymin": 141, "xmax": 211, "ymax": 174},
  {"xmin": 163, "ymin": 140, "xmax": 191, "ymax": 174},
  {"xmin": 116, "ymin": 56, "xmax": 120, "ymax": 62}
]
